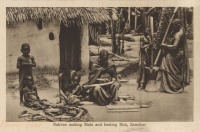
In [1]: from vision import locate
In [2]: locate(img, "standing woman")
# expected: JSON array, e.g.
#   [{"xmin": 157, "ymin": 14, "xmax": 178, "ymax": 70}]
[{"xmin": 158, "ymin": 19, "xmax": 190, "ymax": 94}]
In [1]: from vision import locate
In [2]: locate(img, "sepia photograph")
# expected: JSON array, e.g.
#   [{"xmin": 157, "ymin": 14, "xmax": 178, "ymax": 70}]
[{"xmin": 6, "ymin": 7, "xmax": 193, "ymax": 122}]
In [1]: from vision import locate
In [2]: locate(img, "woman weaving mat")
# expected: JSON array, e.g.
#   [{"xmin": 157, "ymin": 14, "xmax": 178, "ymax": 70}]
[{"xmin": 82, "ymin": 49, "xmax": 121, "ymax": 106}]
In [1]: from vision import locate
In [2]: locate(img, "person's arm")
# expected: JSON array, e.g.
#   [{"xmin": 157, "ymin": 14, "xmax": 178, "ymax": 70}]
[
  {"xmin": 60, "ymin": 90, "xmax": 68, "ymax": 101},
  {"xmin": 91, "ymin": 63, "xmax": 102, "ymax": 71},
  {"xmin": 161, "ymin": 29, "xmax": 183, "ymax": 50},
  {"xmin": 32, "ymin": 86, "xmax": 40, "ymax": 100},
  {"xmin": 17, "ymin": 57, "xmax": 21, "ymax": 69},
  {"xmin": 29, "ymin": 56, "xmax": 36, "ymax": 67},
  {"xmin": 88, "ymin": 61, "xmax": 103, "ymax": 82},
  {"xmin": 144, "ymin": 35, "xmax": 151, "ymax": 42},
  {"xmin": 23, "ymin": 87, "xmax": 28, "ymax": 93},
  {"xmin": 53, "ymin": 99, "xmax": 66, "ymax": 107},
  {"xmin": 107, "ymin": 64, "xmax": 119, "ymax": 81},
  {"xmin": 22, "ymin": 56, "xmax": 36, "ymax": 67},
  {"xmin": 140, "ymin": 36, "xmax": 149, "ymax": 49},
  {"xmin": 141, "ymin": 44, "xmax": 149, "ymax": 49},
  {"xmin": 71, "ymin": 85, "xmax": 82, "ymax": 95}
]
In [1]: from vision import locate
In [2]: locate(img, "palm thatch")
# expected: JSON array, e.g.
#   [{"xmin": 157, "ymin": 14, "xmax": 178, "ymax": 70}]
[{"xmin": 6, "ymin": 7, "xmax": 110, "ymax": 27}]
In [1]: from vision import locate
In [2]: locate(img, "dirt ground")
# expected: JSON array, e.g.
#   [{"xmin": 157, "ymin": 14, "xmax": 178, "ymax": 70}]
[
  {"xmin": 6, "ymin": 74, "xmax": 193, "ymax": 122},
  {"xmin": 6, "ymin": 35, "xmax": 194, "ymax": 122}
]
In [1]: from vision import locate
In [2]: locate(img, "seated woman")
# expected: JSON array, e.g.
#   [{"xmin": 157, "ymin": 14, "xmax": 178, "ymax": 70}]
[
  {"xmin": 58, "ymin": 50, "xmax": 120, "ymax": 106},
  {"xmin": 83, "ymin": 49, "xmax": 121, "ymax": 106}
]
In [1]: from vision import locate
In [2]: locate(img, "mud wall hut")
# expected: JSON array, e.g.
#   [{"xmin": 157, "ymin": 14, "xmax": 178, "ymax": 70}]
[
  {"xmin": 6, "ymin": 7, "xmax": 110, "ymax": 74},
  {"xmin": 6, "ymin": 19, "xmax": 60, "ymax": 73}
]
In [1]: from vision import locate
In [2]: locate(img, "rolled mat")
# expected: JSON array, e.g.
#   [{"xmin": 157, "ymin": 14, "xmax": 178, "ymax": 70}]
[
  {"xmin": 106, "ymin": 104, "xmax": 140, "ymax": 110},
  {"xmin": 107, "ymin": 109, "xmax": 140, "ymax": 112}
]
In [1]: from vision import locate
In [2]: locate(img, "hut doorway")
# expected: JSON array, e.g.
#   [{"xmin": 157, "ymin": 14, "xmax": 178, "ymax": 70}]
[{"xmin": 59, "ymin": 22, "xmax": 81, "ymax": 73}]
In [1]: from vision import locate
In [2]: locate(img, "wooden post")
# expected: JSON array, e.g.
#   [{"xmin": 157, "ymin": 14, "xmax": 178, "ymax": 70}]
[
  {"xmin": 150, "ymin": 17, "xmax": 154, "ymax": 37},
  {"xmin": 81, "ymin": 23, "xmax": 89, "ymax": 74},
  {"xmin": 117, "ymin": 9, "xmax": 122, "ymax": 55},
  {"xmin": 183, "ymin": 8, "xmax": 187, "ymax": 31},
  {"xmin": 128, "ymin": 7, "xmax": 131, "ymax": 28},
  {"xmin": 134, "ymin": 8, "xmax": 137, "ymax": 31},
  {"xmin": 112, "ymin": 20, "xmax": 117, "ymax": 54},
  {"xmin": 150, "ymin": 16, "xmax": 154, "ymax": 69},
  {"xmin": 109, "ymin": 8, "xmax": 117, "ymax": 53}
]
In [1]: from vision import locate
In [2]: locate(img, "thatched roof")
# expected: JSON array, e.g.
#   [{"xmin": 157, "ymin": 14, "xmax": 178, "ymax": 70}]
[{"xmin": 6, "ymin": 7, "xmax": 110, "ymax": 27}]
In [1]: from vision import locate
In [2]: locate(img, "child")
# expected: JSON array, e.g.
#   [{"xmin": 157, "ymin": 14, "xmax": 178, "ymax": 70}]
[
  {"xmin": 23, "ymin": 76, "xmax": 51, "ymax": 110},
  {"xmin": 23, "ymin": 76, "xmax": 40, "ymax": 106},
  {"xmin": 17, "ymin": 43, "xmax": 36, "ymax": 106},
  {"xmin": 137, "ymin": 28, "xmax": 151, "ymax": 90},
  {"xmin": 58, "ymin": 71, "xmax": 82, "ymax": 105}
]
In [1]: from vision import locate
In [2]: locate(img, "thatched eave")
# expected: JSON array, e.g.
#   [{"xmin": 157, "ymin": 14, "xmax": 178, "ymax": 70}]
[{"xmin": 6, "ymin": 7, "xmax": 110, "ymax": 27}]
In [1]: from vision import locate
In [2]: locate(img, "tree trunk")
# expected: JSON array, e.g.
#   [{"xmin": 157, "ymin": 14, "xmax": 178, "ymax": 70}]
[{"xmin": 111, "ymin": 20, "xmax": 117, "ymax": 53}]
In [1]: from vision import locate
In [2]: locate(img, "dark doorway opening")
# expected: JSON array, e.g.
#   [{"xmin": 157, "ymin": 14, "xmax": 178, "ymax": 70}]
[{"xmin": 59, "ymin": 22, "xmax": 81, "ymax": 73}]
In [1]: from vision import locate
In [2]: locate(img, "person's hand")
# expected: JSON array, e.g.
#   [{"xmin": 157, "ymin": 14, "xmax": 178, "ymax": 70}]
[
  {"xmin": 22, "ymin": 62, "xmax": 32, "ymax": 67},
  {"xmin": 98, "ymin": 78, "xmax": 109, "ymax": 83},
  {"xmin": 112, "ymin": 78, "xmax": 116, "ymax": 82},
  {"xmin": 146, "ymin": 36, "xmax": 151, "ymax": 41},
  {"xmin": 58, "ymin": 73, "xmax": 63, "ymax": 78},
  {"xmin": 103, "ymin": 78, "xmax": 110, "ymax": 83},
  {"xmin": 161, "ymin": 43, "xmax": 167, "ymax": 48},
  {"xmin": 153, "ymin": 66, "xmax": 159, "ymax": 72},
  {"xmin": 21, "ymin": 62, "xmax": 28, "ymax": 66}
]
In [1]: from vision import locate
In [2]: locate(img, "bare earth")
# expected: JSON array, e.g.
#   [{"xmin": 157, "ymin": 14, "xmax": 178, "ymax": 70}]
[{"xmin": 6, "ymin": 75, "xmax": 193, "ymax": 122}]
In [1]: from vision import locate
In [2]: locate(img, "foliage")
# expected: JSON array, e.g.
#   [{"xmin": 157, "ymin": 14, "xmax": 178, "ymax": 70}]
[{"xmin": 155, "ymin": 8, "xmax": 174, "ymax": 46}]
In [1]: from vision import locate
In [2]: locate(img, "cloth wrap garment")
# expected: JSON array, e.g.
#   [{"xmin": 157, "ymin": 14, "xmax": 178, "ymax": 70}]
[
  {"xmin": 158, "ymin": 28, "xmax": 190, "ymax": 93},
  {"xmin": 84, "ymin": 60, "xmax": 120, "ymax": 106},
  {"xmin": 23, "ymin": 85, "xmax": 50, "ymax": 110},
  {"xmin": 137, "ymin": 36, "xmax": 151, "ymax": 87}
]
